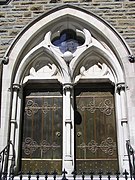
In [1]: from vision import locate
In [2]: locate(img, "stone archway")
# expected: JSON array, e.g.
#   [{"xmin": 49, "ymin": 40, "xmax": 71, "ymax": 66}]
[{"xmin": 1, "ymin": 4, "xmax": 131, "ymax": 174}]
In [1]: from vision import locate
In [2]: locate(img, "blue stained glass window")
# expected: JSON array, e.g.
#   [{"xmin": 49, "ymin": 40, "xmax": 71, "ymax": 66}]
[{"xmin": 52, "ymin": 29, "xmax": 85, "ymax": 53}]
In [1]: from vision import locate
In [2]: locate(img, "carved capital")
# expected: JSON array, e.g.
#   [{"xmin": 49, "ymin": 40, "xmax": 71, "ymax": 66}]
[
  {"xmin": 128, "ymin": 55, "xmax": 135, "ymax": 63},
  {"xmin": 0, "ymin": 56, "xmax": 9, "ymax": 65},
  {"xmin": 12, "ymin": 84, "xmax": 21, "ymax": 92},
  {"xmin": 121, "ymin": 118, "xmax": 128, "ymax": 124},
  {"xmin": 116, "ymin": 82, "xmax": 126, "ymax": 94},
  {"xmin": 63, "ymin": 83, "xmax": 73, "ymax": 94},
  {"xmin": 65, "ymin": 119, "xmax": 72, "ymax": 124}
]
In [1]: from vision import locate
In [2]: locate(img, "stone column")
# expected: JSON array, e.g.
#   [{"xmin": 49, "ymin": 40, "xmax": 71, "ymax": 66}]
[
  {"xmin": 7, "ymin": 84, "xmax": 21, "ymax": 174},
  {"xmin": 63, "ymin": 84, "xmax": 74, "ymax": 175},
  {"xmin": 117, "ymin": 82, "xmax": 129, "ymax": 170},
  {"xmin": 10, "ymin": 84, "xmax": 21, "ymax": 145}
]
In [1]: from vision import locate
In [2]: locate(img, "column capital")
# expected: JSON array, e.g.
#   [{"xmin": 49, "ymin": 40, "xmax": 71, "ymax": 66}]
[
  {"xmin": 121, "ymin": 118, "xmax": 128, "ymax": 124},
  {"xmin": 12, "ymin": 83, "xmax": 21, "ymax": 92},
  {"xmin": 116, "ymin": 82, "xmax": 126, "ymax": 93},
  {"xmin": 0, "ymin": 56, "xmax": 9, "ymax": 65},
  {"xmin": 63, "ymin": 83, "xmax": 73, "ymax": 93}
]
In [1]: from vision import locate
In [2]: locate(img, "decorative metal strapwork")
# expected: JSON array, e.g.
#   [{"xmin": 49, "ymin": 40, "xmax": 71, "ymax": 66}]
[
  {"xmin": 22, "ymin": 137, "xmax": 60, "ymax": 155},
  {"xmin": 75, "ymin": 90, "xmax": 118, "ymax": 172},
  {"xmin": 25, "ymin": 99, "xmax": 61, "ymax": 116},
  {"xmin": 78, "ymin": 137, "xmax": 116, "ymax": 156},
  {"xmin": 77, "ymin": 98, "xmax": 113, "ymax": 116}
]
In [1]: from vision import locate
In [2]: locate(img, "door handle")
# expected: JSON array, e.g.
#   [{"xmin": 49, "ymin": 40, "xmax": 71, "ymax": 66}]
[
  {"xmin": 77, "ymin": 131, "xmax": 82, "ymax": 137},
  {"xmin": 56, "ymin": 131, "xmax": 61, "ymax": 137}
]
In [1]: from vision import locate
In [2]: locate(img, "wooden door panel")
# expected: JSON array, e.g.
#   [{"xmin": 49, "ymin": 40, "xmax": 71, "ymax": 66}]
[
  {"xmin": 21, "ymin": 90, "xmax": 63, "ymax": 174},
  {"xmin": 75, "ymin": 90, "xmax": 118, "ymax": 173}
]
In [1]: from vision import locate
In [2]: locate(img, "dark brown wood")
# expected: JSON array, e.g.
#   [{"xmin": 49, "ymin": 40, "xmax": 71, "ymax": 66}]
[
  {"xmin": 75, "ymin": 88, "xmax": 118, "ymax": 173},
  {"xmin": 21, "ymin": 90, "xmax": 63, "ymax": 174}
]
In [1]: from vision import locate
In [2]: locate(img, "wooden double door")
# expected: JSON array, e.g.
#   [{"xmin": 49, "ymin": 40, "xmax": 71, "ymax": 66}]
[{"xmin": 21, "ymin": 84, "xmax": 118, "ymax": 173}]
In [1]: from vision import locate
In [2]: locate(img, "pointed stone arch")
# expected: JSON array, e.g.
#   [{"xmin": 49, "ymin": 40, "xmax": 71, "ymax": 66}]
[
  {"xmin": 71, "ymin": 45, "xmax": 123, "ymax": 83},
  {"xmin": 4, "ymin": 5, "xmax": 131, "ymax": 85},
  {"xmin": 1, "ymin": 4, "xmax": 131, "ymax": 174}
]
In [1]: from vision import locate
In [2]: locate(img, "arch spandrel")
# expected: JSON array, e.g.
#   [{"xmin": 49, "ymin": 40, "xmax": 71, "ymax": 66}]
[
  {"xmin": 70, "ymin": 45, "xmax": 124, "ymax": 84},
  {"xmin": 14, "ymin": 46, "xmax": 70, "ymax": 85},
  {"xmin": 4, "ymin": 4, "xmax": 131, "ymax": 86}
]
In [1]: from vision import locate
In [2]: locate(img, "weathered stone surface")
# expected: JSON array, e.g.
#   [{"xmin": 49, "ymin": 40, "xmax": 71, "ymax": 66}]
[
  {"xmin": 124, "ymin": 2, "xmax": 135, "ymax": 8},
  {"xmin": 23, "ymin": 11, "xmax": 32, "ymax": 17},
  {"xmin": 0, "ymin": 12, "xmax": 5, "ymax": 18},
  {"xmin": 0, "ymin": 0, "xmax": 135, "ymax": 57},
  {"xmin": 8, "ymin": 29, "xmax": 20, "ymax": 36},
  {"xmin": 30, "ymin": 4, "xmax": 43, "ymax": 11},
  {"xmin": 0, "ymin": 1, "xmax": 135, "ymax": 175}
]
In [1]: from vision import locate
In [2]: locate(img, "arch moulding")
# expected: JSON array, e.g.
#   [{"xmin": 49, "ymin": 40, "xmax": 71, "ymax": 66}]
[{"xmin": 1, "ymin": 4, "xmax": 131, "ymax": 175}]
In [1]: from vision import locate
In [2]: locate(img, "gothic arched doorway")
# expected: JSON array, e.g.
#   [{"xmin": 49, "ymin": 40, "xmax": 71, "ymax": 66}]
[{"xmin": 2, "ymin": 5, "xmax": 130, "ymax": 175}]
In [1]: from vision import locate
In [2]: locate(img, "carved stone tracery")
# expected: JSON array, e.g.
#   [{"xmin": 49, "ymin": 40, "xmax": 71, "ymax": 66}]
[
  {"xmin": 23, "ymin": 63, "xmax": 58, "ymax": 83},
  {"xmin": 75, "ymin": 62, "xmax": 114, "ymax": 83}
]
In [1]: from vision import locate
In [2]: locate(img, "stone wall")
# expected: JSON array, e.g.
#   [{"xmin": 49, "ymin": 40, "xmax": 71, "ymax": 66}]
[
  {"xmin": 0, "ymin": 1, "xmax": 135, "ymax": 172},
  {"xmin": 0, "ymin": 0, "xmax": 135, "ymax": 59}
]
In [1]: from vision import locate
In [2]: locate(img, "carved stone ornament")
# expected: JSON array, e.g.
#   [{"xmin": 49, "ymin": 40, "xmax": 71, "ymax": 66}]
[
  {"xmin": 63, "ymin": 83, "xmax": 73, "ymax": 95},
  {"xmin": 23, "ymin": 63, "xmax": 59, "ymax": 83},
  {"xmin": 49, "ymin": 28, "xmax": 92, "ymax": 53},
  {"xmin": 116, "ymin": 82, "xmax": 126, "ymax": 94},
  {"xmin": 44, "ymin": 28, "xmax": 93, "ymax": 64},
  {"xmin": 75, "ymin": 62, "xmax": 114, "ymax": 83},
  {"xmin": 12, "ymin": 83, "xmax": 21, "ymax": 92}
]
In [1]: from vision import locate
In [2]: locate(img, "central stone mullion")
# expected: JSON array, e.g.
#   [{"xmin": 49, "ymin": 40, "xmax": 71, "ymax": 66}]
[{"xmin": 63, "ymin": 84, "xmax": 74, "ymax": 175}]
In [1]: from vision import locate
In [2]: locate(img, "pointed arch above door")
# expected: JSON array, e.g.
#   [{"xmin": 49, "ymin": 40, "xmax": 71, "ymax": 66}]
[
  {"xmin": 2, "ymin": 4, "xmax": 131, "ymax": 175},
  {"xmin": 4, "ymin": 4, "xmax": 131, "ymax": 85}
]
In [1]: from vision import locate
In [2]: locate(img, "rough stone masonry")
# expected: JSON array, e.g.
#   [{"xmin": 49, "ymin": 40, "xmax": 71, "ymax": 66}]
[{"xmin": 0, "ymin": 0, "xmax": 135, "ymax": 59}]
